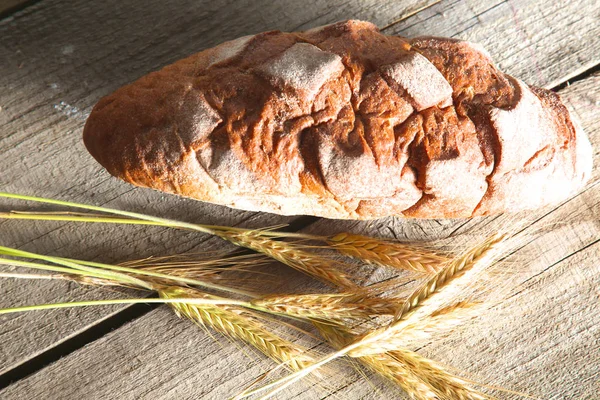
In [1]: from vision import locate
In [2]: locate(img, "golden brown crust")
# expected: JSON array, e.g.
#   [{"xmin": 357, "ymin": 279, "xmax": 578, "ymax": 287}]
[{"xmin": 83, "ymin": 20, "xmax": 592, "ymax": 219}]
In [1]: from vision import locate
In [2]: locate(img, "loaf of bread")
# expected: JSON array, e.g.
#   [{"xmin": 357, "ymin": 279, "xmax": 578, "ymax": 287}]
[{"xmin": 83, "ymin": 20, "xmax": 592, "ymax": 219}]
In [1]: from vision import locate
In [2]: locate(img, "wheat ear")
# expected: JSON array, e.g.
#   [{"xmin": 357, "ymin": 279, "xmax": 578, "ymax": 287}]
[
  {"xmin": 252, "ymin": 293, "xmax": 383, "ymax": 321},
  {"xmin": 327, "ymin": 233, "xmax": 448, "ymax": 274},
  {"xmin": 314, "ymin": 322, "xmax": 439, "ymax": 400},
  {"xmin": 394, "ymin": 233, "xmax": 506, "ymax": 322},
  {"xmin": 349, "ymin": 302, "xmax": 481, "ymax": 357},
  {"xmin": 390, "ymin": 348, "xmax": 488, "ymax": 400},
  {"xmin": 160, "ymin": 287, "xmax": 314, "ymax": 371},
  {"xmin": 344, "ymin": 235, "xmax": 505, "ymax": 359},
  {"xmin": 362, "ymin": 352, "xmax": 442, "ymax": 400},
  {"xmin": 253, "ymin": 235, "xmax": 507, "ymax": 397},
  {"xmin": 218, "ymin": 230, "xmax": 356, "ymax": 289},
  {"xmin": 316, "ymin": 323, "xmax": 486, "ymax": 400}
]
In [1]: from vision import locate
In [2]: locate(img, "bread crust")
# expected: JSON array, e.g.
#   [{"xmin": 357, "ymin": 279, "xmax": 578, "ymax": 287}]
[{"xmin": 83, "ymin": 20, "xmax": 592, "ymax": 219}]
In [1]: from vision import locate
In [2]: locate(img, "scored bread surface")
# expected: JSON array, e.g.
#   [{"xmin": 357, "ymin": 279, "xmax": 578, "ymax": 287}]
[{"xmin": 83, "ymin": 20, "xmax": 592, "ymax": 219}]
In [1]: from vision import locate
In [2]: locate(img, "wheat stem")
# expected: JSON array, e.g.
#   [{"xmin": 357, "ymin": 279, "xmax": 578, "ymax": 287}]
[
  {"xmin": 0, "ymin": 245, "xmax": 153, "ymax": 289},
  {"xmin": 0, "ymin": 297, "xmax": 247, "ymax": 314},
  {"xmin": 0, "ymin": 193, "xmax": 353, "ymax": 288},
  {"xmin": 161, "ymin": 287, "xmax": 314, "ymax": 372},
  {"xmin": 252, "ymin": 293, "xmax": 374, "ymax": 321},
  {"xmin": 0, "ymin": 257, "xmax": 139, "ymax": 285},
  {"xmin": 0, "ymin": 211, "xmax": 167, "ymax": 226},
  {"xmin": 0, "ymin": 272, "xmax": 66, "ymax": 280}
]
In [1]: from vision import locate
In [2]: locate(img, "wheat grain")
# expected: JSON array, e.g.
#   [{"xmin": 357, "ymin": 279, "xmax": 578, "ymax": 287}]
[
  {"xmin": 160, "ymin": 287, "xmax": 314, "ymax": 371},
  {"xmin": 328, "ymin": 233, "xmax": 448, "ymax": 274},
  {"xmin": 348, "ymin": 302, "xmax": 480, "ymax": 357},
  {"xmin": 394, "ymin": 234, "xmax": 506, "ymax": 322},
  {"xmin": 253, "ymin": 293, "xmax": 377, "ymax": 321},
  {"xmin": 217, "ymin": 230, "xmax": 356, "ymax": 289},
  {"xmin": 314, "ymin": 322, "xmax": 439, "ymax": 400},
  {"xmin": 391, "ymin": 348, "xmax": 488, "ymax": 400}
]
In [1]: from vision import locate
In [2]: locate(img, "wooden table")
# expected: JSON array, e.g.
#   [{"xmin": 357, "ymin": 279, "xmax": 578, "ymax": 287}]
[{"xmin": 1, "ymin": 1, "xmax": 598, "ymax": 398}]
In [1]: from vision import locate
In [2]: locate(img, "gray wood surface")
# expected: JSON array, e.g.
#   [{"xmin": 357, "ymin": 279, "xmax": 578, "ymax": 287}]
[
  {"xmin": 0, "ymin": 0, "xmax": 599, "ymax": 398},
  {"xmin": 3, "ymin": 71, "xmax": 598, "ymax": 400},
  {"xmin": 389, "ymin": 0, "xmax": 600, "ymax": 89},
  {"xmin": 0, "ymin": 0, "xmax": 30, "ymax": 16},
  {"xmin": 0, "ymin": 0, "xmax": 437, "ymax": 374}
]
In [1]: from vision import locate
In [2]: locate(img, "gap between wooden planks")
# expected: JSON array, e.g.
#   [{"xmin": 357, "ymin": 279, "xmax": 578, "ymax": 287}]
[
  {"xmin": 0, "ymin": 0, "xmax": 444, "ymax": 379},
  {"xmin": 0, "ymin": 0, "xmax": 37, "ymax": 19},
  {"xmin": 0, "ymin": 0, "xmax": 599, "ymax": 397},
  {"xmin": 1, "ymin": 72, "xmax": 599, "ymax": 399}
]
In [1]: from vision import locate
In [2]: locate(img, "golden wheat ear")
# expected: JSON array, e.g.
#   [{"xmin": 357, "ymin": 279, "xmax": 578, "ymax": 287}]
[
  {"xmin": 393, "ymin": 233, "xmax": 507, "ymax": 323},
  {"xmin": 160, "ymin": 286, "xmax": 316, "ymax": 372},
  {"xmin": 326, "ymin": 232, "xmax": 449, "ymax": 274},
  {"xmin": 219, "ymin": 230, "xmax": 357, "ymax": 289}
]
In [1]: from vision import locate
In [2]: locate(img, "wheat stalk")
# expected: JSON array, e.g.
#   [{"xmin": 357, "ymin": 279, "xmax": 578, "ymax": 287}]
[
  {"xmin": 160, "ymin": 286, "xmax": 314, "ymax": 372},
  {"xmin": 0, "ymin": 193, "xmax": 355, "ymax": 288},
  {"xmin": 349, "ymin": 302, "xmax": 481, "ymax": 357},
  {"xmin": 327, "ymin": 233, "xmax": 448, "ymax": 274},
  {"xmin": 394, "ymin": 234, "xmax": 506, "ymax": 322},
  {"xmin": 218, "ymin": 229, "xmax": 356, "ymax": 289},
  {"xmin": 252, "ymin": 293, "xmax": 382, "ymax": 321},
  {"xmin": 314, "ymin": 322, "xmax": 445, "ymax": 400},
  {"xmin": 391, "ymin": 348, "xmax": 487, "ymax": 400}
]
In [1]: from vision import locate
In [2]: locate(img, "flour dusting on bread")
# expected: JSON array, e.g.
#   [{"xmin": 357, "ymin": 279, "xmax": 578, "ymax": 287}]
[
  {"xmin": 208, "ymin": 35, "xmax": 254, "ymax": 67},
  {"xmin": 181, "ymin": 95, "xmax": 222, "ymax": 147},
  {"xmin": 382, "ymin": 52, "xmax": 453, "ymax": 111},
  {"xmin": 258, "ymin": 43, "xmax": 345, "ymax": 98},
  {"xmin": 83, "ymin": 20, "xmax": 592, "ymax": 219}
]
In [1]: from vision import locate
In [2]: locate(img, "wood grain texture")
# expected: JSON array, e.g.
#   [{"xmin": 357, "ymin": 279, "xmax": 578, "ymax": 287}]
[
  {"xmin": 386, "ymin": 0, "xmax": 600, "ymax": 89},
  {"xmin": 0, "ymin": 0, "xmax": 440, "ymax": 378},
  {"xmin": 0, "ymin": 0, "xmax": 32, "ymax": 17},
  {"xmin": 2, "ymin": 74, "xmax": 598, "ymax": 399},
  {"xmin": 0, "ymin": 0, "xmax": 599, "ymax": 398}
]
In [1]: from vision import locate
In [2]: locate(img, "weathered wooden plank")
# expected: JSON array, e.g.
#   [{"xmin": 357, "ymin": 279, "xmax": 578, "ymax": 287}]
[
  {"xmin": 0, "ymin": 0, "xmax": 32, "ymax": 17},
  {"xmin": 313, "ymin": 72, "xmax": 600, "ymax": 399},
  {"xmin": 0, "ymin": 0, "xmax": 596, "ymax": 396},
  {"xmin": 0, "ymin": 0, "xmax": 443, "ymax": 379},
  {"xmin": 2, "ymin": 66, "xmax": 597, "ymax": 398},
  {"xmin": 386, "ymin": 0, "xmax": 600, "ymax": 89},
  {"xmin": 327, "ymin": 238, "xmax": 600, "ymax": 400}
]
